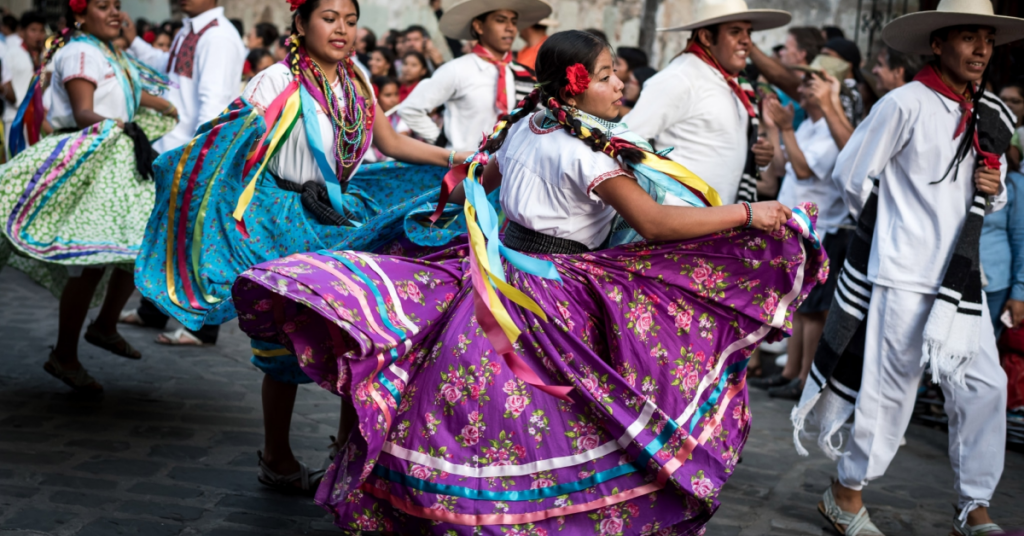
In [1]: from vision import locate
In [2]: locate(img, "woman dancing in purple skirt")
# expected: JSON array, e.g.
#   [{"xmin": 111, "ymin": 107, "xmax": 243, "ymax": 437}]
[{"xmin": 232, "ymin": 30, "xmax": 826, "ymax": 535}]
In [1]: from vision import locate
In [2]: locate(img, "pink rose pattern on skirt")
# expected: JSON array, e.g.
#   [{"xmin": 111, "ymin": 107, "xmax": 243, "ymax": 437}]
[{"xmin": 232, "ymin": 205, "xmax": 827, "ymax": 535}]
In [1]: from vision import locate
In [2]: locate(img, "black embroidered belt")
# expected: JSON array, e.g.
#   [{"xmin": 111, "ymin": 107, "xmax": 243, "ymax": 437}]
[{"xmin": 503, "ymin": 221, "xmax": 590, "ymax": 255}]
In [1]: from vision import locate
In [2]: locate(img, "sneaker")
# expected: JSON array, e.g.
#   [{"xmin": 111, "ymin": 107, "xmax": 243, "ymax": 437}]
[
  {"xmin": 750, "ymin": 373, "xmax": 793, "ymax": 390},
  {"xmin": 768, "ymin": 378, "xmax": 803, "ymax": 400}
]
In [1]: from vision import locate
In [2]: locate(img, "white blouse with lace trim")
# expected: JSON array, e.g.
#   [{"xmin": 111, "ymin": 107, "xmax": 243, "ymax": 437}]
[{"xmin": 497, "ymin": 111, "xmax": 635, "ymax": 249}]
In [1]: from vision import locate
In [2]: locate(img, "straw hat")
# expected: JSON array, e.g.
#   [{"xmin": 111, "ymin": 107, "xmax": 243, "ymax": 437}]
[
  {"xmin": 790, "ymin": 55, "xmax": 852, "ymax": 82},
  {"xmin": 882, "ymin": 0, "xmax": 1024, "ymax": 56},
  {"xmin": 439, "ymin": 0, "xmax": 553, "ymax": 41},
  {"xmin": 659, "ymin": 0, "xmax": 791, "ymax": 33},
  {"xmin": 537, "ymin": 17, "xmax": 560, "ymax": 28}
]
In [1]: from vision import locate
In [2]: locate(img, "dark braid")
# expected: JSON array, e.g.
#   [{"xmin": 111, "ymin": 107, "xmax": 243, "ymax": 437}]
[
  {"xmin": 286, "ymin": 28, "xmax": 302, "ymax": 77},
  {"xmin": 544, "ymin": 96, "xmax": 646, "ymax": 165},
  {"xmin": 479, "ymin": 89, "xmax": 542, "ymax": 154},
  {"xmin": 42, "ymin": 26, "xmax": 74, "ymax": 68},
  {"xmin": 478, "ymin": 30, "xmax": 647, "ymax": 165}
]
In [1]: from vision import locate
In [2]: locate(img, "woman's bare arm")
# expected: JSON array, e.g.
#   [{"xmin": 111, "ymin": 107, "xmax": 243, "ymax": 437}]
[
  {"xmin": 595, "ymin": 176, "xmax": 792, "ymax": 242},
  {"xmin": 372, "ymin": 102, "xmax": 471, "ymax": 167},
  {"xmin": 66, "ymin": 78, "xmax": 121, "ymax": 129}
]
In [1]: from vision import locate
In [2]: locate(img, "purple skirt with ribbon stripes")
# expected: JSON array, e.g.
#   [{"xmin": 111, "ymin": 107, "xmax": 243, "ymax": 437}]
[{"xmin": 232, "ymin": 204, "xmax": 827, "ymax": 535}]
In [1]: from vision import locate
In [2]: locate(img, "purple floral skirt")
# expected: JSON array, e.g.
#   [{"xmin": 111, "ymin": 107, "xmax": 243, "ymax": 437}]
[{"xmin": 232, "ymin": 208, "xmax": 827, "ymax": 535}]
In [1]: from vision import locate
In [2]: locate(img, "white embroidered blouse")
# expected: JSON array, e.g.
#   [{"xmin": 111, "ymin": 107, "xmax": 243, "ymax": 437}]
[
  {"xmin": 497, "ymin": 111, "xmax": 635, "ymax": 249},
  {"xmin": 48, "ymin": 41, "xmax": 130, "ymax": 130}
]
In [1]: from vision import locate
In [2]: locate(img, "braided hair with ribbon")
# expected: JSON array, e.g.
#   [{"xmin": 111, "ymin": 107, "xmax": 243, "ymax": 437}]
[{"xmin": 477, "ymin": 30, "xmax": 646, "ymax": 165}]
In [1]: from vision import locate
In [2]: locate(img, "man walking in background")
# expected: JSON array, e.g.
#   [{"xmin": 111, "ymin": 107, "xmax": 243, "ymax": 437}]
[
  {"xmin": 121, "ymin": 0, "xmax": 246, "ymax": 346},
  {"xmin": 626, "ymin": 0, "xmax": 789, "ymax": 204}
]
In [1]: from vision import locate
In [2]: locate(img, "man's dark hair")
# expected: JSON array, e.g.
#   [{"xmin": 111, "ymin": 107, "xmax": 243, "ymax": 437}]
[
  {"xmin": 229, "ymin": 18, "xmax": 244, "ymax": 38},
  {"xmin": 823, "ymin": 26, "xmax": 845, "ymax": 40},
  {"xmin": 18, "ymin": 11, "xmax": 46, "ymax": 29},
  {"xmin": 362, "ymin": 27, "xmax": 377, "ymax": 53},
  {"xmin": 403, "ymin": 24, "xmax": 429, "ymax": 40},
  {"xmin": 253, "ymin": 22, "xmax": 280, "ymax": 48},
  {"xmin": 788, "ymin": 26, "xmax": 826, "ymax": 63},
  {"xmin": 246, "ymin": 48, "xmax": 273, "ymax": 70},
  {"xmin": 616, "ymin": 46, "xmax": 648, "ymax": 71},
  {"xmin": 372, "ymin": 75, "xmax": 399, "ymax": 92},
  {"xmin": 1, "ymin": 15, "xmax": 18, "ymax": 32},
  {"xmin": 882, "ymin": 46, "xmax": 923, "ymax": 82}
]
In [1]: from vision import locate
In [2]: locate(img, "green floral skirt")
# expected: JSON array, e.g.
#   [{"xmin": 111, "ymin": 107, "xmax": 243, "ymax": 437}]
[{"xmin": 0, "ymin": 109, "xmax": 176, "ymax": 301}]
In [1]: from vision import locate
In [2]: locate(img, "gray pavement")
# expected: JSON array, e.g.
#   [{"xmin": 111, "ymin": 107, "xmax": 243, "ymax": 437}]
[{"xmin": 0, "ymin": 266, "xmax": 1022, "ymax": 535}]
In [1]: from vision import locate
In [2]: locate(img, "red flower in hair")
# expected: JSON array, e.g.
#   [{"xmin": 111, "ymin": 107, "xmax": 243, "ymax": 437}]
[
  {"xmin": 287, "ymin": 0, "xmax": 307, "ymax": 11},
  {"xmin": 565, "ymin": 63, "xmax": 590, "ymax": 96},
  {"xmin": 69, "ymin": 0, "xmax": 87, "ymax": 14}
]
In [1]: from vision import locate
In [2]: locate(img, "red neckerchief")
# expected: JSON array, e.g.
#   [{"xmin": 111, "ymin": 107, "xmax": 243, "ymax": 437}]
[
  {"xmin": 684, "ymin": 40, "xmax": 756, "ymax": 118},
  {"xmin": 472, "ymin": 43, "xmax": 512, "ymax": 115},
  {"xmin": 914, "ymin": 63, "xmax": 1001, "ymax": 169},
  {"xmin": 398, "ymin": 81, "xmax": 419, "ymax": 102}
]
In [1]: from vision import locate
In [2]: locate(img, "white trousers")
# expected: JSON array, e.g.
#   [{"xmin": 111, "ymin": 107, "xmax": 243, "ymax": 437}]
[{"xmin": 837, "ymin": 285, "xmax": 1007, "ymax": 510}]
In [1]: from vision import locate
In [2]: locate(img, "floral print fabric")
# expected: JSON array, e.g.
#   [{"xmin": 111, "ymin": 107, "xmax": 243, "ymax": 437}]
[
  {"xmin": 0, "ymin": 109, "xmax": 176, "ymax": 301},
  {"xmin": 232, "ymin": 204, "xmax": 827, "ymax": 535}
]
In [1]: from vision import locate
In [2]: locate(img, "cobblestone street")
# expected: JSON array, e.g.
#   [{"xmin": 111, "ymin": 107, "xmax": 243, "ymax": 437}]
[{"xmin": 1, "ymin": 267, "xmax": 1022, "ymax": 535}]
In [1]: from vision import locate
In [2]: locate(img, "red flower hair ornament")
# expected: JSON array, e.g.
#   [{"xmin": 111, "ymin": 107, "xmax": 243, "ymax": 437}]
[
  {"xmin": 288, "ymin": 0, "xmax": 307, "ymax": 11},
  {"xmin": 565, "ymin": 63, "xmax": 590, "ymax": 96},
  {"xmin": 69, "ymin": 0, "xmax": 88, "ymax": 14}
]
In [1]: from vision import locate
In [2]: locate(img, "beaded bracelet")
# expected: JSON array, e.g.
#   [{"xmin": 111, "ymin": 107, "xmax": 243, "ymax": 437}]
[
  {"xmin": 448, "ymin": 150, "xmax": 457, "ymax": 169},
  {"xmin": 741, "ymin": 201, "xmax": 753, "ymax": 229}
]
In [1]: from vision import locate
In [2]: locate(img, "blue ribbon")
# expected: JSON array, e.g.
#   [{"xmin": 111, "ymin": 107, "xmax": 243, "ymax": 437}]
[
  {"xmin": 687, "ymin": 359, "xmax": 749, "ymax": 435},
  {"xmin": 372, "ymin": 461, "xmax": 638, "ymax": 501},
  {"xmin": 300, "ymin": 86, "xmax": 348, "ymax": 217},
  {"xmin": 464, "ymin": 179, "xmax": 562, "ymax": 283},
  {"xmin": 318, "ymin": 250, "xmax": 405, "ymax": 407}
]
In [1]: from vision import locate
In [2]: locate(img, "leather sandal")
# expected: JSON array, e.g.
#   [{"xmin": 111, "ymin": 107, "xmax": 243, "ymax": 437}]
[
  {"xmin": 43, "ymin": 352, "xmax": 103, "ymax": 394},
  {"xmin": 818, "ymin": 481, "xmax": 885, "ymax": 535},
  {"xmin": 257, "ymin": 451, "xmax": 325, "ymax": 497},
  {"xmin": 84, "ymin": 323, "xmax": 141, "ymax": 360}
]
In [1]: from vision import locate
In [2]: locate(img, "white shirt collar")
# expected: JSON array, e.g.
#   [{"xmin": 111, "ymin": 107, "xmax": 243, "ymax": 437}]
[{"xmin": 184, "ymin": 7, "xmax": 223, "ymax": 33}]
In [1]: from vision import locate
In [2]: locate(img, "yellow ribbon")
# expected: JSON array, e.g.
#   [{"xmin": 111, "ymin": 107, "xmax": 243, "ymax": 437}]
[
  {"xmin": 165, "ymin": 139, "xmax": 198, "ymax": 308},
  {"xmin": 232, "ymin": 90, "xmax": 302, "ymax": 223}
]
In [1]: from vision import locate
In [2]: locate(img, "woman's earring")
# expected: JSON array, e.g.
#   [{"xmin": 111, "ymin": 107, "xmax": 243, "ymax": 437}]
[{"xmin": 74, "ymin": 21, "xmax": 82, "ymax": 30}]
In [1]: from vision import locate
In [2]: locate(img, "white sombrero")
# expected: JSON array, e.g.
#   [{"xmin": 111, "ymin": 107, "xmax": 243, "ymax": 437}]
[
  {"xmin": 659, "ymin": 0, "xmax": 791, "ymax": 33},
  {"xmin": 439, "ymin": 0, "xmax": 553, "ymax": 41},
  {"xmin": 882, "ymin": 0, "xmax": 1024, "ymax": 56}
]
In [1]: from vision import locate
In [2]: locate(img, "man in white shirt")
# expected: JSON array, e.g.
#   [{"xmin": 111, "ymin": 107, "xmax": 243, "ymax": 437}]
[
  {"xmin": 2, "ymin": 11, "xmax": 45, "ymax": 154},
  {"xmin": 124, "ymin": 0, "xmax": 245, "ymax": 154},
  {"xmin": 813, "ymin": 2, "xmax": 1023, "ymax": 534},
  {"xmin": 121, "ymin": 0, "xmax": 245, "ymax": 346},
  {"xmin": 625, "ymin": 0, "xmax": 788, "ymax": 205},
  {"xmin": 397, "ymin": 0, "xmax": 552, "ymax": 151}
]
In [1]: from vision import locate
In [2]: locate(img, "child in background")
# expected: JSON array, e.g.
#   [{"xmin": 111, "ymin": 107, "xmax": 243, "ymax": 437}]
[
  {"xmin": 365, "ymin": 76, "xmax": 411, "ymax": 162},
  {"xmin": 398, "ymin": 51, "xmax": 429, "ymax": 101}
]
